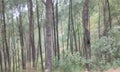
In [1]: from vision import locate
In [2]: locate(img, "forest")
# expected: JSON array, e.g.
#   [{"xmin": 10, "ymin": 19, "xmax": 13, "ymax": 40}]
[{"xmin": 0, "ymin": 0, "xmax": 120, "ymax": 72}]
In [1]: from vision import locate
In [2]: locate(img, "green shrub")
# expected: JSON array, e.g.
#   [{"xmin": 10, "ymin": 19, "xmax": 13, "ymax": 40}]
[{"xmin": 53, "ymin": 51, "xmax": 86, "ymax": 72}]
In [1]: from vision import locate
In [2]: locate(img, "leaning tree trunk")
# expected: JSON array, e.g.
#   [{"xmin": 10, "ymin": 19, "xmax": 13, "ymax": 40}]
[{"xmin": 82, "ymin": 0, "xmax": 91, "ymax": 71}]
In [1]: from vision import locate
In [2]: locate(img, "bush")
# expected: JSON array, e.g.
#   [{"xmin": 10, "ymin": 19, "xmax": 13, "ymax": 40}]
[{"xmin": 53, "ymin": 51, "xmax": 86, "ymax": 72}]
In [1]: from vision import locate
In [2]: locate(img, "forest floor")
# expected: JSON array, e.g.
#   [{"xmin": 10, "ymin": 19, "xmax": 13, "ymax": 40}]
[
  {"xmin": 83, "ymin": 67, "xmax": 120, "ymax": 72},
  {"xmin": 104, "ymin": 67, "xmax": 120, "ymax": 72},
  {"xmin": 14, "ymin": 67, "xmax": 120, "ymax": 72}
]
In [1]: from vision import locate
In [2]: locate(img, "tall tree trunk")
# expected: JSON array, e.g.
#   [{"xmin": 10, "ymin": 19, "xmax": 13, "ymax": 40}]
[
  {"xmin": 42, "ymin": 0, "xmax": 52, "ymax": 72},
  {"xmin": 46, "ymin": 0, "xmax": 52, "ymax": 71},
  {"xmin": 36, "ymin": 0, "xmax": 44, "ymax": 71},
  {"xmin": 3, "ymin": 42, "xmax": 7, "ymax": 71},
  {"xmin": 70, "ymin": 0, "xmax": 77, "ymax": 52},
  {"xmin": 66, "ymin": 10, "xmax": 70, "ymax": 51},
  {"xmin": 27, "ymin": 0, "xmax": 32, "ymax": 68},
  {"xmin": 106, "ymin": 0, "xmax": 112, "ymax": 62},
  {"xmin": 67, "ymin": 0, "xmax": 77, "ymax": 53},
  {"xmin": 78, "ymin": 29, "xmax": 81, "ymax": 55},
  {"xmin": 18, "ymin": 7, "xmax": 26, "ymax": 69},
  {"xmin": 1, "ymin": 25, "xmax": 7, "ymax": 72},
  {"xmin": 106, "ymin": 0, "xmax": 112, "ymax": 28},
  {"xmin": 98, "ymin": 3, "xmax": 101, "ymax": 39},
  {"xmin": 11, "ymin": 11, "xmax": 16, "ymax": 72},
  {"xmin": 0, "ymin": 50, "xmax": 3, "ymax": 72},
  {"xmin": 103, "ymin": 0, "xmax": 108, "ymax": 36},
  {"xmin": 28, "ymin": 0, "xmax": 36, "ymax": 67},
  {"xmin": 1, "ymin": 0, "xmax": 11, "ymax": 71},
  {"xmin": 82, "ymin": 0, "xmax": 91, "ymax": 71},
  {"xmin": 52, "ymin": 1, "xmax": 57, "ymax": 57},
  {"xmin": 55, "ymin": 0, "xmax": 60, "ymax": 61}
]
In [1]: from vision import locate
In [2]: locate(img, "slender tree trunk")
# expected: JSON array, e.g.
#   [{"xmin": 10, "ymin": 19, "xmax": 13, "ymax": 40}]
[
  {"xmin": 2, "ymin": 0, "xmax": 11, "ymax": 71},
  {"xmin": 27, "ymin": 0, "xmax": 32, "ymax": 70},
  {"xmin": 106, "ymin": 0, "xmax": 112, "ymax": 28},
  {"xmin": 82, "ymin": 0, "xmax": 91, "ymax": 71},
  {"xmin": 67, "ymin": 0, "xmax": 77, "ymax": 53},
  {"xmin": 16, "ymin": 18, "xmax": 19, "ymax": 70},
  {"xmin": 61, "ymin": 21, "xmax": 65, "ymax": 55},
  {"xmin": 106, "ymin": 0, "xmax": 112, "ymax": 63},
  {"xmin": 67, "ymin": 0, "xmax": 72, "ymax": 52},
  {"xmin": 70, "ymin": 0, "xmax": 77, "ymax": 52},
  {"xmin": 11, "ymin": 12, "xmax": 16, "ymax": 72},
  {"xmin": 43, "ymin": 23, "xmax": 47, "ymax": 69},
  {"xmin": 52, "ymin": 1, "xmax": 57, "ymax": 57},
  {"xmin": 3, "ymin": 43, "xmax": 7, "ymax": 71},
  {"xmin": 98, "ymin": 3, "xmax": 101, "ymax": 39},
  {"xmin": 78, "ymin": 29, "xmax": 81, "ymax": 55},
  {"xmin": 28, "ymin": 0, "xmax": 36, "ymax": 67},
  {"xmin": 0, "ymin": 17, "xmax": 3, "ymax": 72},
  {"xmin": 36, "ymin": 0, "xmax": 44, "ymax": 71},
  {"xmin": 103, "ymin": 0, "xmax": 108, "ymax": 36},
  {"xmin": 66, "ymin": 11, "xmax": 70, "ymax": 51},
  {"xmin": 18, "ymin": 7, "xmax": 26, "ymax": 69},
  {"xmin": 1, "ymin": 25, "xmax": 7, "ymax": 71},
  {"xmin": 0, "ymin": 50, "xmax": 3, "ymax": 72},
  {"xmin": 55, "ymin": 0, "xmax": 60, "ymax": 61}
]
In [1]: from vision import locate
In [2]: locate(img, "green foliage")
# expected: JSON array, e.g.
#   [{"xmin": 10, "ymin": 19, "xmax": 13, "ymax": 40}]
[
  {"xmin": 109, "ymin": 27, "xmax": 120, "ymax": 59},
  {"xmin": 92, "ymin": 36, "xmax": 115, "ymax": 56},
  {"xmin": 111, "ymin": 58, "xmax": 120, "ymax": 68},
  {"xmin": 53, "ymin": 51, "xmax": 87, "ymax": 72},
  {"xmin": 91, "ymin": 27, "xmax": 120, "ymax": 71},
  {"xmin": 8, "ymin": 0, "xmax": 27, "ymax": 9},
  {"xmin": 53, "ymin": 28, "xmax": 120, "ymax": 71}
]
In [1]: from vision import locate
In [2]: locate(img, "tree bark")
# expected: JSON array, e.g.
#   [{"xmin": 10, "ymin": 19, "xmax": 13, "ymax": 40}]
[
  {"xmin": 70, "ymin": 0, "xmax": 77, "ymax": 52},
  {"xmin": 36, "ymin": 0, "xmax": 44, "ymax": 71},
  {"xmin": 82, "ymin": 0, "xmax": 91, "ymax": 71},
  {"xmin": 2, "ymin": 0, "xmax": 11, "ymax": 71},
  {"xmin": 18, "ymin": 7, "xmax": 26, "ymax": 69},
  {"xmin": 45, "ymin": 0, "xmax": 52, "ymax": 72},
  {"xmin": 103, "ymin": 0, "xmax": 108, "ymax": 36},
  {"xmin": 52, "ymin": 1, "xmax": 57, "ymax": 57},
  {"xmin": 106, "ymin": 0, "xmax": 112, "ymax": 28},
  {"xmin": 67, "ymin": 0, "xmax": 77, "ymax": 53},
  {"xmin": 0, "ymin": 50, "xmax": 3, "ymax": 72},
  {"xmin": 55, "ymin": 0, "xmax": 60, "ymax": 61},
  {"xmin": 28, "ymin": 0, "xmax": 36, "ymax": 67},
  {"xmin": 98, "ymin": 3, "xmax": 101, "ymax": 39}
]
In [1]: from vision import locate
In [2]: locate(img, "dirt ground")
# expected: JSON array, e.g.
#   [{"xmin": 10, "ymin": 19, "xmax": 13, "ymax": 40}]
[
  {"xmin": 84, "ymin": 67, "xmax": 120, "ymax": 72},
  {"xmin": 104, "ymin": 67, "xmax": 120, "ymax": 72}
]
